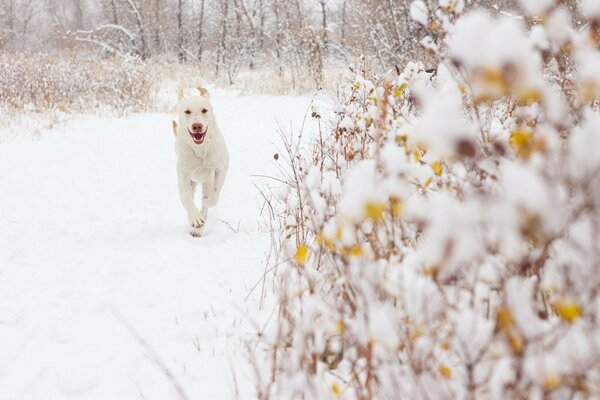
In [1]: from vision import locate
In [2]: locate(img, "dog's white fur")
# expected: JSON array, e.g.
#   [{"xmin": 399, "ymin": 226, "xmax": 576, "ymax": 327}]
[{"xmin": 173, "ymin": 87, "xmax": 229, "ymax": 237}]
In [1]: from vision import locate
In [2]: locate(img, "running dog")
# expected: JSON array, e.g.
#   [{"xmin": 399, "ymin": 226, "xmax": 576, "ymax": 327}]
[{"xmin": 172, "ymin": 87, "xmax": 229, "ymax": 237}]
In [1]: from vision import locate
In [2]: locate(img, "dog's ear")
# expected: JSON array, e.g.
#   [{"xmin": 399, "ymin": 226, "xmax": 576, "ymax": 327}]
[
  {"xmin": 172, "ymin": 120, "xmax": 178, "ymax": 137},
  {"xmin": 198, "ymin": 87, "xmax": 209, "ymax": 97}
]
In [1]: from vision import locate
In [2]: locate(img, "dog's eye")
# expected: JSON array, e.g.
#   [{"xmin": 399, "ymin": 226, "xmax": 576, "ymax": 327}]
[
  {"xmin": 202, "ymin": 108, "xmax": 208, "ymax": 114},
  {"xmin": 184, "ymin": 110, "xmax": 191, "ymax": 115}
]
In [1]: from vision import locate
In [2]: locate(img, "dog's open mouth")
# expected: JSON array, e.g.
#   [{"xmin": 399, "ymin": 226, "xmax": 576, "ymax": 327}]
[{"xmin": 188, "ymin": 127, "xmax": 207, "ymax": 144}]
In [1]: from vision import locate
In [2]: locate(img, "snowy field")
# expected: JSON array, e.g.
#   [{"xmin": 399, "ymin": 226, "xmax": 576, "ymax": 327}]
[{"xmin": 0, "ymin": 90, "xmax": 320, "ymax": 399}]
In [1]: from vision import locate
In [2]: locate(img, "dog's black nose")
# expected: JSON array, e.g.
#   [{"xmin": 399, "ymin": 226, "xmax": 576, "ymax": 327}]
[{"xmin": 192, "ymin": 123, "xmax": 203, "ymax": 132}]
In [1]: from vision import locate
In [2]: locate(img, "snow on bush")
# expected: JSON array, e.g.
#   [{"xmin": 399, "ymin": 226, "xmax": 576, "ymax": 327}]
[
  {"xmin": 250, "ymin": 2, "xmax": 600, "ymax": 399},
  {"xmin": 0, "ymin": 53, "xmax": 155, "ymax": 115}
]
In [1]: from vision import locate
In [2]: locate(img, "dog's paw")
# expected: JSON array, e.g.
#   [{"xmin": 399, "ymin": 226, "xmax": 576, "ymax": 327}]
[
  {"xmin": 189, "ymin": 227, "xmax": 204, "ymax": 237},
  {"xmin": 188, "ymin": 211, "xmax": 205, "ymax": 229}
]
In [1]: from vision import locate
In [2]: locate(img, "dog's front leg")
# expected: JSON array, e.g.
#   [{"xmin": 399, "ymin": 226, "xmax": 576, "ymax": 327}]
[
  {"xmin": 204, "ymin": 168, "xmax": 227, "ymax": 208},
  {"xmin": 200, "ymin": 171, "xmax": 215, "ymax": 225},
  {"xmin": 178, "ymin": 178, "xmax": 205, "ymax": 236}
]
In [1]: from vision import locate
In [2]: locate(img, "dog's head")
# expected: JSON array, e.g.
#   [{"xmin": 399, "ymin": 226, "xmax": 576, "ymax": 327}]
[{"xmin": 172, "ymin": 87, "xmax": 213, "ymax": 145}]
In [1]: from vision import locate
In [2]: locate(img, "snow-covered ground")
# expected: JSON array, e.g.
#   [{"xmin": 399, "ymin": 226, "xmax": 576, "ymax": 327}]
[{"xmin": 0, "ymin": 90, "xmax": 320, "ymax": 399}]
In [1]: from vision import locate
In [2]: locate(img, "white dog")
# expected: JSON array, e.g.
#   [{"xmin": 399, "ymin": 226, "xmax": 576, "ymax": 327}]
[{"xmin": 172, "ymin": 87, "xmax": 229, "ymax": 237}]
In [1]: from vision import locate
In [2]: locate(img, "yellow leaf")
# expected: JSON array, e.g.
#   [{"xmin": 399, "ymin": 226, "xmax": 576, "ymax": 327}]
[
  {"xmin": 424, "ymin": 265, "xmax": 438, "ymax": 277},
  {"xmin": 496, "ymin": 307, "xmax": 513, "ymax": 332},
  {"xmin": 350, "ymin": 246, "xmax": 362, "ymax": 257},
  {"xmin": 481, "ymin": 67, "xmax": 508, "ymax": 91},
  {"xmin": 430, "ymin": 161, "xmax": 442, "ymax": 176},
  {"xmin": 554, "ymin": 299, "xmax": 582, "ymax": 323},
  {"xmin": 517, "ymin": 88, "xmax": 542, "ymax": 105},
  {"xmin": 440, "ymin": 341, "xmax": 450, "ymax": 351},
  {"xmin": 337, "ymin": 320, "xmax": 345, "ymax": 334},
  {"xmin": 390, "ymin": 197, "xmax": 404, "ymax": 218},
  {"xmin": 472, "ymin": 67, "xmax": 509, "ymax": 103},
  {"xmin": 341, "ymin": 245, "xmax": 362, "ymax": 258},
  {"xmin": 544, "ymin": 374, "xmax": 560, "ymax": 391},
  {"xmin": 509, "ymin": 128, "xmax": 535, "ymax": 159},
  {"xmin": 353, "ymin": 82, "xmax": 360, "ymax": 90},
  {"xmin": 335, "ymin": 226, "xmax": 343, "ymax": 241},
  {"xmin": 315, "ymin": 234, "xmax": 334, "ymax": 251},
  {"xmin": 394, "ymin": 83, "xmax": 409, "ymax": 97},
  {"xmin": 295, "ymin": 245, "xmax": 308, "ymax": 265},
  {"xmin": 507, "ymin": 330, "xmax": 524, "ymax": 355},
  {"xmin": 395, "ymin": 134, "xmax": 408, "ymax": 145},
  {"xmin": 332, "ymin": 383, "xmax": 341, "ymax": 396},
  {"xmin": 364, "ymin": 202, "xmax": 386, "ymax": 222},
  {"xmin": 412, "ymin": 149, "xmax": 422, "ymax": 162},
  {"xmin": 315, "ymin": 234, "xmax": 325, "ymax": 246},
  {"xmin": 439, "ymin": 364, "xmax": 452, "ymax": 379}
]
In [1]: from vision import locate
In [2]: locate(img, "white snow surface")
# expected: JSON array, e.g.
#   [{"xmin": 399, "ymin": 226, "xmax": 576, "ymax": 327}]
[{"xmin": 0, "ymin": 89, "xmax": 320, "ymax": 399}]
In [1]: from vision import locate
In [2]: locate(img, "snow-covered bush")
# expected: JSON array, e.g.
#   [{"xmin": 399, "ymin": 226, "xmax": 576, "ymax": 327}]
[
  {"xmin": 250, "ymin": 2, "xmax": 600, "ymax": 399},
  {"xmin": 0, "ymin": 53, "xmax": 155, "ymax": 115}
]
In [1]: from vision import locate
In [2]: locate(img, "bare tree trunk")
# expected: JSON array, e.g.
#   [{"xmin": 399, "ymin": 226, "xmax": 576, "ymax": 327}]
[
  {"xmin": 153, "ymin": 0, "xmax": 161, "ymax": 53},
  {"xmin": 72, "ymin": 0, "xmax": 84, "ymax": 30},
  {"xmin": 125, "ymin": 0, "xmax": 148, "ymax": 59},
  {"xmin": 294, "ymin": 0, "xmax": 304, "ymax": 27},
  {"xmin": 216, "ymin": 0, "xmax": 228, "ymax": 75},
  {"xmin": 110, "ymin": 0, "xmax": 119, "ymax": 25},
  {"xmin": 197, "ymin": 0, "xmax": 205, "ymax": 62},
  {"xmin": 341, "ymin": 0, "xmax": 347, "ymax": 48},
  {"xmin": 273, "ymin": 0, "xmax": 283, "ymax": 75},
  {"xmin": 258, "ymin": 0, "xmax": 264, "ymax": 51},
  {"xmin": 177, "ymin": 0, "xmax": 184, "ymax": 62},
  {"xmin": 5, "ymin": 0, "xmax": 15, "ymax": 50},
  {"xmin": 319, "ymin": 0, "xmax": 327, "ymax": 51},
  {"xmin": 21, "ymin": 0, "xmax": 41, "ymax": 36},
  {"xmin": 385, "ymin": 0, "xmax": 402, "ymax": 49}
]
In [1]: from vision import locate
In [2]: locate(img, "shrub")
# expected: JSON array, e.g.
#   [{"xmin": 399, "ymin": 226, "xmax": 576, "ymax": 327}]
[
  {"xmin": 0, "ymin": 52, "xmax": 156, "ymax": 115},
  {"xmin": 250, "ymin": 1, "xmax": 600, "ymax": 399}
]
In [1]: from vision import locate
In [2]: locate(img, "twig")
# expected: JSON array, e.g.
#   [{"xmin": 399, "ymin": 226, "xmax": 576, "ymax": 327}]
[
  {"xmin": 218, "ymin": 218, "xmax": 241, "ymax": 233},
  {"xmin": 112, "ymin": 311, "xmax": 191, "ymax": 400}
]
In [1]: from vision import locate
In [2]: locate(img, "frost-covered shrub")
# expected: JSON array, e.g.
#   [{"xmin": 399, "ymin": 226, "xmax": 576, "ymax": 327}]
[
  {"xmin": 0, "ymin": 53, "xmax": 156, "ymax": 115},
  {"xmin": 250, "ymin": 2, "xmax": 600, "ymax": 399}
]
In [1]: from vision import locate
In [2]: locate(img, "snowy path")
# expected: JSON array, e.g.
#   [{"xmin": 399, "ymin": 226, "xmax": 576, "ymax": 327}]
[{"xmin": 0, "ymin": 90, "xmax": 317, "ymax": 399}]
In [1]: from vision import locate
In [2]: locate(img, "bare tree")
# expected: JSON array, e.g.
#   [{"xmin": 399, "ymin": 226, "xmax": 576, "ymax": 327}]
[
  {"xmin": 0, "ymin": 0, "xmax": 16, "ymax": 49},
  {"xmin": 153, "ymin": 0, "xmax": 161, "ymax": 52},
  {"xmin": 125, "ymin": 0, "xmax": 148, "ymax": 58},
  {"xmin": 319, "ymin": 0, "xmax": 327, "ymax": 51},
  {"xmin": 197, "ymin": 0, "xmax": 205, "ymax": 61},
  {"xmin": 110, "ymin": 0, "xmax": 119, "ymax": 24},
  {"xmin": 0, "ymin": 0, "xmax": 543, "ymax": 85},
  {"xmin": 215, "ymin": 0, "xmax": 228, "ymax": 75},
  {"xmin": 72, "ymin": 0, "xmax": 84, "ymax": 30},
  {"xmin": 177, "ymin": 0, "xmax": 184, "ymax": 61}
]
